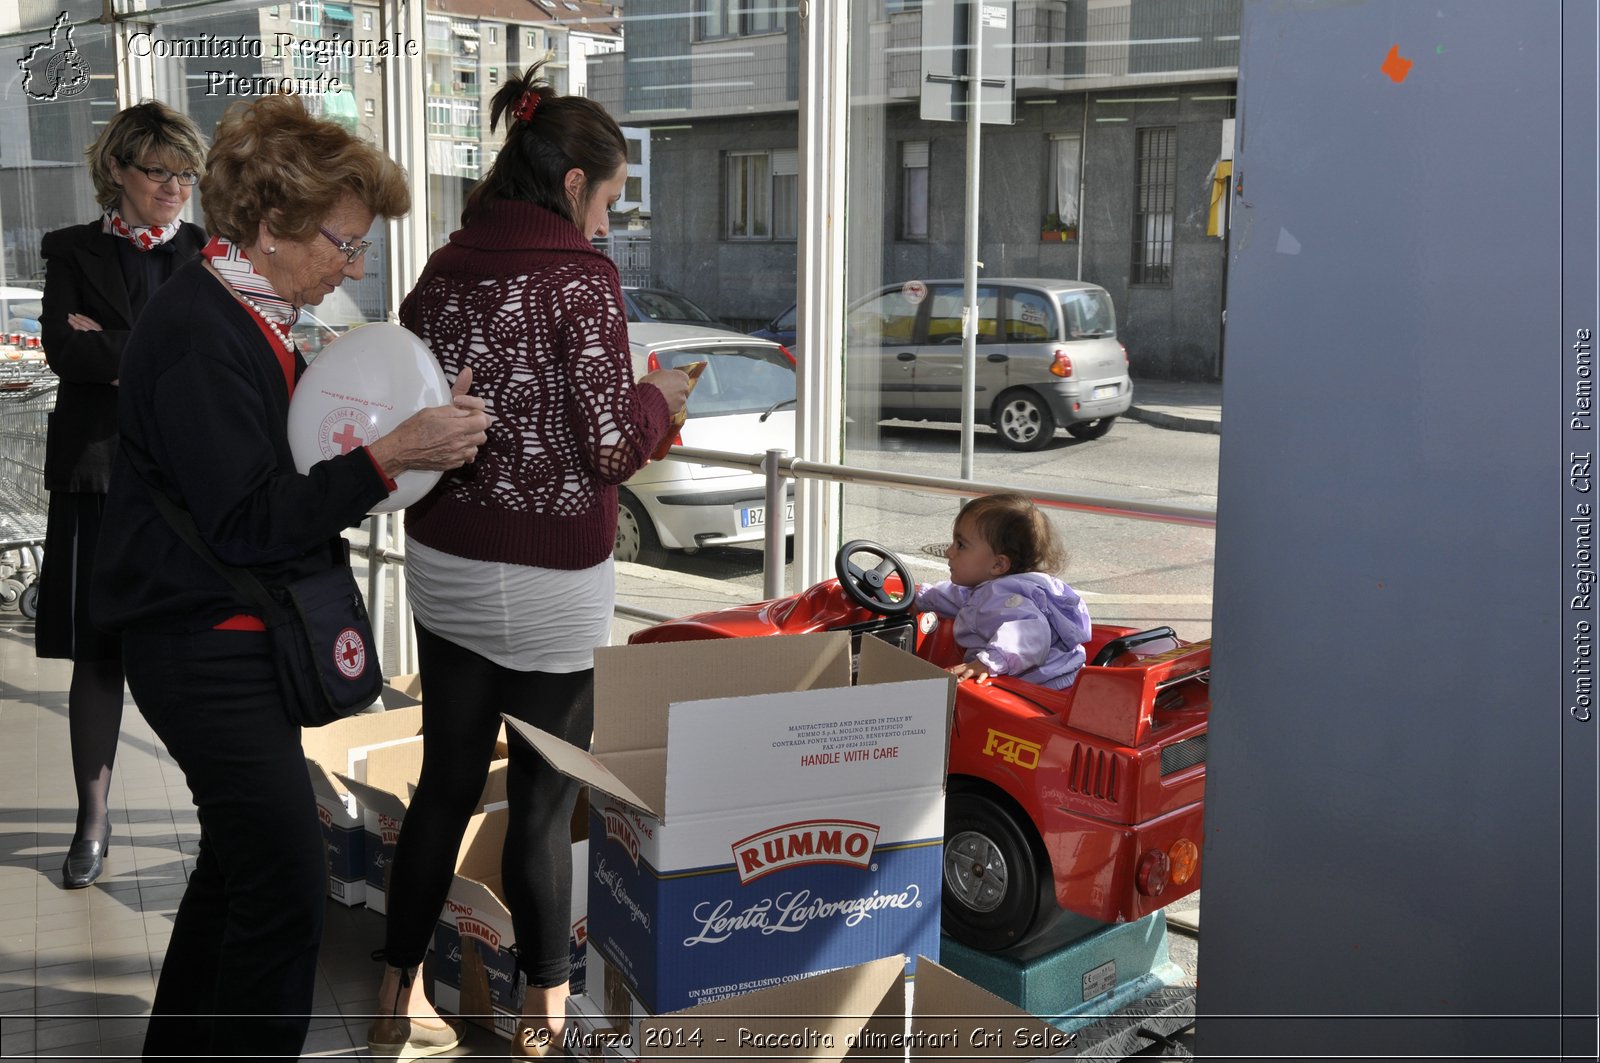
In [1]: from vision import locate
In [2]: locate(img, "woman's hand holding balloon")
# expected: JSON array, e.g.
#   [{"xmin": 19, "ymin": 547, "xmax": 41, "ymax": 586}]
[{"xmin": 369, "ymin": 367, "xmax": 493, "ymax": 477}]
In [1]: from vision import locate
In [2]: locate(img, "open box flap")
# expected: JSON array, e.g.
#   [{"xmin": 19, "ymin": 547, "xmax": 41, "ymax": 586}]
[
  {"xmin": 592, "ymin": 633, "xmax": 853, "ymax": 758},
  {"xmin": 909, "ymin": 957, "xmax": 1069, "ymax": 1061},
  {"xmin": 505, "ymin": 716, "xmax": 664, "ymax": 819},
  {"xmin": 643, "ymin": 954, "xmax": 907, "ymax": 1061}
]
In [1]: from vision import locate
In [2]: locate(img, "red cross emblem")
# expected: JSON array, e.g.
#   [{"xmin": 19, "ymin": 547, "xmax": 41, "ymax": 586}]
[
  {"xmin": 334, "ymin": 628, "xmax": 366, "ymax": 679},
  {"xmin": 332, "ymin": 423, "xmax": 362, "ymax": 454}
]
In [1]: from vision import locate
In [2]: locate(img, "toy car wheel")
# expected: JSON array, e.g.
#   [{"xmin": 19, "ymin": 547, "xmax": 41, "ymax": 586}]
[
  {"xmin": 19, "ymin": 582, "xmax": 38, "ymax": 620},
  {"xmin": 614, "ymin": 490, "xmax": 667, "ymax": 567},
  {"xmin": 1066, "ymin": 415, "xmax": 1117, "ymax": 441},
  {"xmin": 942, "ymin": 791, "xmax": 1057, "ymax": 950},
  {"xmin": 993, "ymin": 389, "xmax": 1057, "ymax": 451}
]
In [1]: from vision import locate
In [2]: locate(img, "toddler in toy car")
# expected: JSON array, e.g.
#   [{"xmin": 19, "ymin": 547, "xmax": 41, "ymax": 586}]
[{"xmin": 918, "ymin": 492, "xmax": 1092, "ymax": 689}]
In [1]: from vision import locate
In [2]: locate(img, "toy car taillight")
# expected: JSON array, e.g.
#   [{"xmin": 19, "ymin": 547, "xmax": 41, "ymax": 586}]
[
  {"xmin": 1136, "ymin": 848, "xmax": 1171, "ymax": 897},
  {"xmin": 1168, "ymin": 838, "xmax": 1199, "ymax": 886},
  {"xmin": 1049, "ymin": 349, "xmax": 1073, "ymax": 378}
]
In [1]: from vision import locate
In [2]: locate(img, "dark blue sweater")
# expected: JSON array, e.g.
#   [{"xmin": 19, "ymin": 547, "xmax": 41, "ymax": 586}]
[{"xmin": 93, "ymin": 259, "xmax": 388, "ymax": 632}]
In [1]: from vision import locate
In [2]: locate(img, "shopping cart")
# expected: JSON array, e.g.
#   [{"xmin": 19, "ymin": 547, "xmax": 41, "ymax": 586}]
[{"xmin": 0, "ymin": 367, "xmax": 55, "ymax": 619}]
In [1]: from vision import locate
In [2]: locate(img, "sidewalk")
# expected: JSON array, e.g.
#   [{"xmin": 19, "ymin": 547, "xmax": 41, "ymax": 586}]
[{"xmin": 1126, "ymin": 377, "xmax": 1222, "ymax": 434}]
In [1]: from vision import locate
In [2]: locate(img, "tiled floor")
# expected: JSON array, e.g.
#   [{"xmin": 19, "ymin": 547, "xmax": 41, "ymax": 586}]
[{"xmin": 0, "ymin": 619, "xmax": 520, "ymax": 1060}]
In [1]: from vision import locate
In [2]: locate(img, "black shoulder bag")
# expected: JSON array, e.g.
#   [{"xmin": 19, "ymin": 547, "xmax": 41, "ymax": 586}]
[{"xmin": 142, "ymin": 483, "xmax": 383, "ymax": 727}]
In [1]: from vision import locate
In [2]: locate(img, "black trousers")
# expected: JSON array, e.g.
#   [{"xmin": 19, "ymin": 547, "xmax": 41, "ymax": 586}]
[
  {"xmin": 124, "ymin": 626, "xmax": 324, "ymax": 1061},
  {"xmin": 383, "ymin": 622, "xmax": 593, "ymax": 989}
]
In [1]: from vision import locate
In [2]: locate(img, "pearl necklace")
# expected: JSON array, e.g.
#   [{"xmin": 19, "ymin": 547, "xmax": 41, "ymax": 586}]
[{"xmin": 232, "ymin": 290, "xmax": 298, "ymax": 353}]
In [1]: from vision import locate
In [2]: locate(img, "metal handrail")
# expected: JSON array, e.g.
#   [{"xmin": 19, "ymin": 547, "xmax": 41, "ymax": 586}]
[{"xmin": 354, "ymin": 444, "xmax": 1219, "ymax": 664}]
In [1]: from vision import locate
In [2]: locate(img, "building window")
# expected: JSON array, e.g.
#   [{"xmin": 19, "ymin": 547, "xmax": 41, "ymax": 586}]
[
  {"xmin": 626, "ymin": 175, "xmax": 643, "ymax": 202},
  {"xmin": 361, "ymin": 10, "xmax": 373, "ymax": 29},
  {"xmin": 900, "ymin": 140, "xmax": 929, "ymax": 240},
  {"xmin": 363, "ymin": 57, "xmax": 374, "ymax": 73},
  {"xmin": 726, "ymin": 149, "xmax": 798, "ymax": 240},
  {"xmin": 364, "ymin": 98, "xmax": 376, "ymax": 117},
  {"xmin": 1132, "ymin": 127, "xmax": 1175, "ymax": 285},
  {"xmin": 1045, "ymin": 134, "xmax": 1080, "ymax": 239},
  {"xmin": 527, "ymin": 30, "xmax": 538, "ymax": 47},
  {"xmin": 697, "ymin": 0, "xmax": 783, "ymax": 41},
  {"xmin": 489, "ymin": 26, "xmax": 498, "ymax": 44},
  {"xmin": 626, "ymin": 138, "xmax": 642, "ymax": 165},
  {"xmin": 488, "ymin": 67, "xmax": 499, "ymax": 85}
]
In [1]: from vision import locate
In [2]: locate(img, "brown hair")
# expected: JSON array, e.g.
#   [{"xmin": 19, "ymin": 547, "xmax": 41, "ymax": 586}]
[
  {"xmin": 200, "ymin": 94, "xmax": 409, "ymax": 245},
  {"xmin": 86, "ymin": 101, "xmax": 207, "ymax": 210},
  {"xmin": 463, "ymin": 61, "xmax": 627, "ymax": 226},
  {"xmin": 957, "ymin": 493, "xmax": 1067, "ymax": 575}
]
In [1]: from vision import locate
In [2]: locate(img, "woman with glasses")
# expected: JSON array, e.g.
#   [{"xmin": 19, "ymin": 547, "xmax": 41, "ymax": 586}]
[
  {"xmin": 91, "ymin": 94, "xmax": 492, "ymax": 1061},
  {"xmin": 37, "ymin": 101, "xmax": 207, "ymax": 890}
]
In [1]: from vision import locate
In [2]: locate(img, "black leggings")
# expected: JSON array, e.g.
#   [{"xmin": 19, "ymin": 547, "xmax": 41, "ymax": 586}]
[{"xmin": 383, "ymin": 623, "xmax": 593, "ymax": 988}]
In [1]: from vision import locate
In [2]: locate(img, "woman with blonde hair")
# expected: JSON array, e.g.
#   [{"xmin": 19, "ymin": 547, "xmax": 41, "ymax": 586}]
[
  {"xmin": 92, "ymin": 94, "xmax": 492, "ymax": 1060},
  {"xmin": 37, "ymin": 101, "xmax": 207, "ymax": 890}
]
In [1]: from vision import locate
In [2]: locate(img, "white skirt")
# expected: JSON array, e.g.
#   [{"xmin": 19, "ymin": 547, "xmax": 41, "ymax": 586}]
[{"xmin": 405, "ymin": 538, "xmax": 613, "ymax": 673}]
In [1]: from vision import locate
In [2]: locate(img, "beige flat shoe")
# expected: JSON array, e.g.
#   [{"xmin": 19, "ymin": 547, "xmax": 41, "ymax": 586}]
[{"xmin": 367, "ymin": 1013, "xmax": 462, "ymax": 1058}]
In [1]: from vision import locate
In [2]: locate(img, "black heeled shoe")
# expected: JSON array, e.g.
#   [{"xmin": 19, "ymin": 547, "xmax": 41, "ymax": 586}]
[{"xmin": 62, "ymin": 834, "xmax": 109, "ymax": 889}]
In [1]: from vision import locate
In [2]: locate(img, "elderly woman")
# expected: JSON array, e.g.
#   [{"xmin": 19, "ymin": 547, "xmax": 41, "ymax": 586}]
[
  {"xmin": 92, "ymin": 95, "xmax": 491, "ymax": 1059},
  {"xmin": 36, "ymin": 101, "xmax": 207, "ymax": 890}
]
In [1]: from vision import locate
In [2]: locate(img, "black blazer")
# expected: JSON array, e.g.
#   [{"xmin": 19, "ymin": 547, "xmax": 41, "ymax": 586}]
[{"xmin": 40, "ymin": 218, "xmax": 206, "ymax": 493}]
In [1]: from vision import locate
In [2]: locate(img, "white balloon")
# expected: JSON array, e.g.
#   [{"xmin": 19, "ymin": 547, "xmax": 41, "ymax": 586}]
[{"xmin": 287, "ymin": 322, "xmax": 451, "ymax": 513}]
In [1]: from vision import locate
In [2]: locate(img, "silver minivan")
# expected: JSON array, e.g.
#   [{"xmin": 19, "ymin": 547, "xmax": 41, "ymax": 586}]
[{"xmin": 843, "ymin": 277, "xmax": 1132, "ymax": 450}]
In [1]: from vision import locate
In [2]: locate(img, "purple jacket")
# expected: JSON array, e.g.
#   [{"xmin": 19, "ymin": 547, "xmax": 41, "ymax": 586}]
[{"xmin": 917, "ymin": 572, "xmax": 1093, "ymax": 689}]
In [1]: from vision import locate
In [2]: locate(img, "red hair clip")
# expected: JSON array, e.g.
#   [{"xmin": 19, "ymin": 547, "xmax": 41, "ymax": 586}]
[{"xmin": 513, "ymin": 89, "xmax": 540, "ymax": 123}]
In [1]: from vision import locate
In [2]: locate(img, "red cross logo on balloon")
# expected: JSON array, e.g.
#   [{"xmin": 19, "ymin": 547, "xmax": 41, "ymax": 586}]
[{"xmin": 316, "ymin": 406, "xmax": 370, "ymax": 459}]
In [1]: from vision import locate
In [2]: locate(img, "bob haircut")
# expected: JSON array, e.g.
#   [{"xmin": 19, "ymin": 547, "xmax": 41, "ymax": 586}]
[
  {"xmin": 86, "ymin": 101, "xmax": 208, "ymax": 210},
  {"xmin": 463, "ymin": 62, "xmax": 627, "ymax": 227},
  {"xmin": 201, "ymin": 94, "xmax": 409, "ymax": 245},
  {"xmin": 957, "ymin": 492, "xmax": 1068, "ymax": 576}
]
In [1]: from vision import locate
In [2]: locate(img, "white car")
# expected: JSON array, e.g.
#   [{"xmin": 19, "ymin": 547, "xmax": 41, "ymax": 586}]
[{"xmin": 615, "ymin": 324, "xmax": 796, "ymax": 566}]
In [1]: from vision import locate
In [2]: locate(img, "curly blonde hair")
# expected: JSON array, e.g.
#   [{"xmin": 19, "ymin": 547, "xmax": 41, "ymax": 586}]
[
  {"xmin": 86, "ymin": 101, "xmax": 207, "ymax": 210},
  {"xmin": 200, "ymin": 94, "xmax": 409, "ymax": 244}
]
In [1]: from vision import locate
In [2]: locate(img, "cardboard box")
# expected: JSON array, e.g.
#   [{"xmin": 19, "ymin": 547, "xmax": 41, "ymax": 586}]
[
  {"xmin": 432, "ymin": 799, "xmax": 591, "ymax": 1038},
  {"xmin": 509, "ymin": 632, "xmax": 954, "ymax": 1016},
  {"xmin": 301, "ymin": 703, "xmax": 426, "ymax": 906},
  {"xmin": 564, "ymin": 952, "xmax": 907, "ymax": 1061},
  {"xmin": 337, "ymin": 747, "xmax": 511, "ymax": 915}
]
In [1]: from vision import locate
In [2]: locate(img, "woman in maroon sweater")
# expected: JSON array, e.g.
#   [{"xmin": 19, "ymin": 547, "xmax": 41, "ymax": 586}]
[{"xmin": 370, "ymin": 65, "xmax": 689, "ymax": 1059}]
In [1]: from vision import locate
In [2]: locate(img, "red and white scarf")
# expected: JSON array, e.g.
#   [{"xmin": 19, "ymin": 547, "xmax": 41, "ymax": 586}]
[
  {"xmin": 200, "ymin": 235, "xmax": 299, "ymax": 329},
  {"xmin": 102, "ymin": 207, "xmax": 180, "ymax": 252}
]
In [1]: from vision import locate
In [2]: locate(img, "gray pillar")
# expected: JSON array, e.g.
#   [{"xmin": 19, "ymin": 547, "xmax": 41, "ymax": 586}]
[{"xmin": 1199, "ymin": 2, "xmax": 1595, "ymax": 1059}]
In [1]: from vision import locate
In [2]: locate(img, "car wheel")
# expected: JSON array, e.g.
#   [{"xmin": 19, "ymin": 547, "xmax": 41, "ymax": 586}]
[
  {"xmin": 942, "ymin": 790, "xmax": 1058, "ymax": 950},
  {"xmin": 614, "ymin": 491, "xmax": 667, "ymax": 567},
  {"xmin": 1066, "ymin": 416, "xmax": 1117, "ymax": 441},
  {"xmin": 993, "ymin": 390, "xmax": 1058, "ymax": 452}
]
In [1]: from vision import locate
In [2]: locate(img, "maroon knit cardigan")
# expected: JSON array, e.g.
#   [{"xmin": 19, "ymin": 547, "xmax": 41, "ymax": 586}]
[{"xmin": 400, "ymin": 199, "xmax": 670, "ymax": 570}]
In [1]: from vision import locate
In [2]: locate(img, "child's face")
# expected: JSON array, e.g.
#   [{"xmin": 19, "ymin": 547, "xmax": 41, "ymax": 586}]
[{"xmin": 945, "ymin": 514, "xmax": 1013, "ymax": 587}]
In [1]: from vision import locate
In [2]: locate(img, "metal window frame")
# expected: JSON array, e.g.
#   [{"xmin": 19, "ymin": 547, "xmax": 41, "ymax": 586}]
[{"xmin": 1132, "ymin": 125, "xmax": 1177, "ymax": 286}]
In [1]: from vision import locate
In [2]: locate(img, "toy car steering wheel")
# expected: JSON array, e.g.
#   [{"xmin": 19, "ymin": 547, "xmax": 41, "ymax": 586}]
[{"xmin": 834, "ymin": 540, "xmax": 917, "ymax": 617}]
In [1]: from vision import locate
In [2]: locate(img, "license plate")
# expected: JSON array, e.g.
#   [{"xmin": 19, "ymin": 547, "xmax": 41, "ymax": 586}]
[
  {"xmin": 739, "ymin": 502, "xmax": 795, "ymax": 529},
  {"xmin": 1093, "ymin": 383, "xmax": 1120, "ymax": 398}
]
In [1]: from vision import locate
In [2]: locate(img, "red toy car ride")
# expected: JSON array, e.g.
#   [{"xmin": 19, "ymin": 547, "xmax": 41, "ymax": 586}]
[{"xmin": 629, "ymin": 541, "xmax": 1211, "ymax": 952}]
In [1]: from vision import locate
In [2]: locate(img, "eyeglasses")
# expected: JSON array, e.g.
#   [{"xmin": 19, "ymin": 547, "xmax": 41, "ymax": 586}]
[
  {"xmin": 318, "ymin": 226, "xmax": 372, "ymax": 265},
  {"xmin": 123, "ymin": 161, "xmax": 200, "ymax": 186}
]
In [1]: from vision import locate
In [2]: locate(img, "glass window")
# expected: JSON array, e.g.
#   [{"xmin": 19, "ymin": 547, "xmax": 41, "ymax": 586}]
[
  {"xmin": 1045, "ymin": 134, "xmax": 1080, "ymax": 238},
  {"xmin": 1133, "ymin": 126, "xmax": 1176, "ymax": 285},
  {"xmin": 726, "ymin": 152, "xmax": 771, "ymax": 239},
  {"xmin": 1059, "ymin": 289, "xmax": 1117, "ymax": 338},
  {"xmin": 847, "ymin": 288, "xmax": 922, "ymax": 347},
  {"xmin": 901, "ymin": 140, "xmax": 929, "ymax": 240},
  {"xmin": 926, "ymin": 284, "xmax": 999, "ymax": 343},
  {"xmin": 361, "ymin": 10, "xmax": 372, "ymax": 29},
  {"xmin": 652, "ymin": 345, "xmax": 796, "ymax": 417},
  {"xmin": 1006, "ymin": 289, "xmax": 1055, "ymax": 343}
]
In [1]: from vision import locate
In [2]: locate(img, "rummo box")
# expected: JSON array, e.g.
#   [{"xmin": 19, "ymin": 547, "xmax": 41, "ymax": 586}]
[
  {"xmin": 336, "ymin": 749, "xmax": 510, "ymax": 915},
  {"xmin": 508, "ymin": 632, "xmax": 954, "ymax": 1016},
  {"xmin": 564, "ymin": 952, "xmax": 907, "ymax": 1062},
  {"xmin": 432, "ymin": 801, "xmax": 591, "ymax": 1038},
  {"xmin": 301, "ymin": 703, "xmax": 425, "ymax": 906}
]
